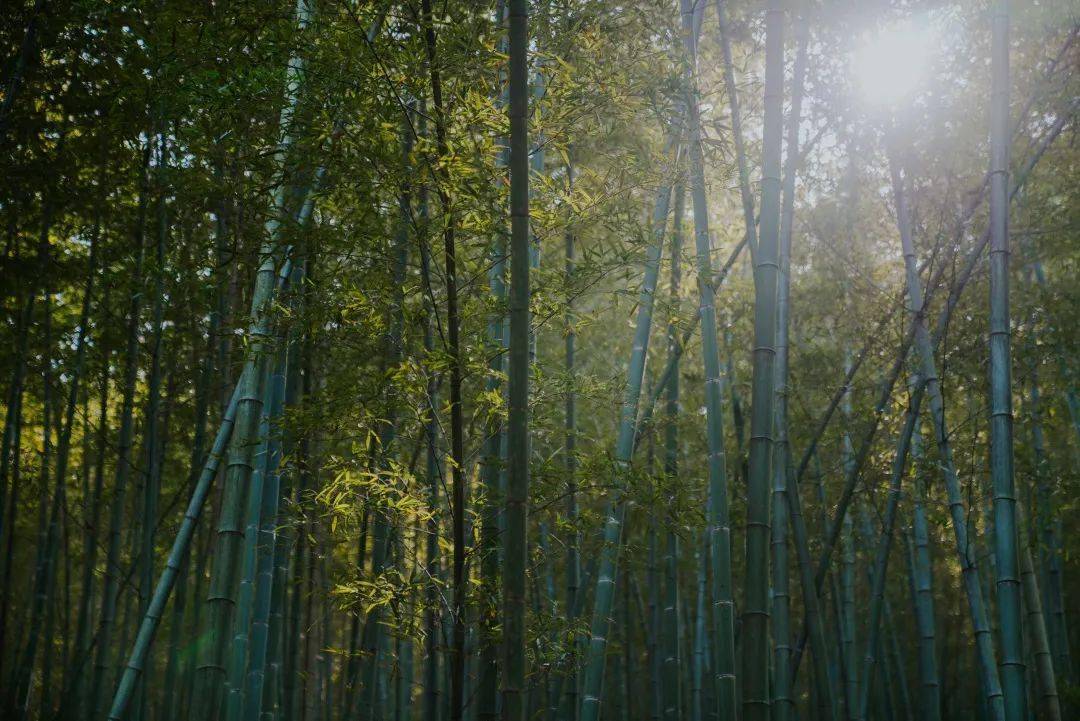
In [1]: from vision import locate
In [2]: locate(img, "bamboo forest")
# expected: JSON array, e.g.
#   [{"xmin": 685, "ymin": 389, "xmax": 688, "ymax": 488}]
[{"xmin": 2, "ymin": 0, "xmax": 1079, "ymax": 719}]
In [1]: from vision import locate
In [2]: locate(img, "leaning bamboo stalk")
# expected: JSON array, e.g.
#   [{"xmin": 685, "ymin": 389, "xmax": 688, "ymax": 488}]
[
  {"xmin": 1017, "ymin": 510, "xmax": 1062, "ymax": 721},
  {"xmin": 107, "ymin": 249, "xmax": 297, "ymax": 721},
  {"xmin": 888, "ymin": 148, "xmax": 1005, "ymax": 721},
  {"xmin": 108, "ymin": 369, "xmax": 246, "ymax": 720},
  {"xmin": 194, "ymin": 0, "xmax": 312, "ymax": 715},
  {"xmin": 579, "ymin": 144, "xmax": 678, "ymax": 721}
]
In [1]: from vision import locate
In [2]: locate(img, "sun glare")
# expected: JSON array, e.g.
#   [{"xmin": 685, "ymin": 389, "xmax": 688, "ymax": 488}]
[{"xmin": 853, "ymin": 20, "xmax": 938, "ymax": 108}]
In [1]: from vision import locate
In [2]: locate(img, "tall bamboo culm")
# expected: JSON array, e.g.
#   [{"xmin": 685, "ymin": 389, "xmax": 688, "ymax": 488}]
[
  {"xmin": 987, "ymin": 1, "xmax": 1026, "ymax": 717},
  {"xmin": 678, "ymin": 1, "xmax": 736, "ymax": 717},
  {"xmin": 743, "ymin": 0, "xmax": 784, "ymax": 717}
]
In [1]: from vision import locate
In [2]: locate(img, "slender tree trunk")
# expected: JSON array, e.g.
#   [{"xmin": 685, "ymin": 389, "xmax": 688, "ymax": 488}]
[
  {"xmin": 418, "ymin": 125, "xmax": 441, "ymax": 721},
  {"xmin": 691, "ymin": 531, "xmax": 707, "ymax": 721},
  {"xmin": 12, "ymin": 316, "xmax": 49, "ymax": 717},
  {"xmin": 769, "ymin": 10, "xmax": 836, "ymax": 719},
  {"xmin": 137, "ymin": 126, "xmax": 170, "ymax": 718},
  {"xmin": 856, "ymin": 381, "xmax": 924, "ymax": 721},
  {"xmin": 1020, "ymin": 244, "xmax": 1074, "ymax": 681}
]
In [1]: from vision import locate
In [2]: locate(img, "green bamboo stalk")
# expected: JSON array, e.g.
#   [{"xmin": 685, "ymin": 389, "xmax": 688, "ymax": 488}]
[
  {"xmin": 650, "ymin": 497, "xmax": 663, "ymax": 721},
  {"xmin": 137, "ymin": 127, "xmax": 170, "ymax": 718},
  {"xmin": 50, "ymin": 207, "xmax": 104, "ymax": 719},
  {"xmin": 884, "ymin": 598, "xmax": 914, "ymax": 721},
  {"xmin": 90, "ymin": 144, "xmax": 150, "ymax": 721},
  {"xmin": 691, "ymin": 531, "xmax": 706, "ymax": 721},
  {"xmin": 773, "ymin": 10, "xmax": 836, "ymax": 719},
  {"xmin": 662, "ymin": 181, "xmax": 683, "ymax": 721},
  {"xmin": 479, "ymin": 6, "xmax": 509, "ymax": 713},
  {"xmin": 241, "ymin": 345, "xmax": 288, "ymax": 721},
  {"xmin": 908, "ymin": 397, "xmax": 941, "ymax": 721},
  {"xmin": 70, "ymin": 331, "xmax": 111, "ymax": 719},
  {"xmin": 578, "ymin": 148, "xmax": 676, "ymax": 721},
  {"xmin": 106, "ymin": 367, "xmax": 247, "ymax": 720},
  {"xmin": 502, "ymin": 0, "xmax": 529, "ymax": 715},
  {"xmin": 12, "ymin": 289, "xmax": 55, "ymax": 721},
  {"xmin": 194, "ymin": 2, "xmax": 311, "ymax": 716},
  {"xmin": 770, "ymin": 8, "xmax": 803, "ymax": 717},
  {"xmin": 418, "ymin": 5, "xmax": 467, "ymax": 717},
  {"xmin": 160, "ymin": 283, "xmax": 215, "ymax": 721},
  {"xmin": 1017, "ymin": 513, "xmax": 1061, "ymax": 721},
  {"xmin": 357, "ymin": 112, "xmax": 413, "ymax": 721},
  {"xmin": 1021, "ymin": 245, "xmax": 1075, "ymax": 681},
  {"xmin": 419, "ymin": 128, "xmax": 441, "ymax": 721},
  {"xmin": 743, "ymin": 1, "xmax": 784, "ymax": 717},
  {"xmin": 677, "ymin": 2, "xmax": 735, "ymax": 717},
  {"xmin": 988, "ymin": 3, "xmax": 1025, "ymax": 717},
  {"xmin": 841, "ymin": 512, "xmax": 856, "ymax": 721},
  {"xmin": 856, "ymin": 379, "xmax": 924, "ymax": 721},
  {"xmin": 563, "ymin": 153, "xmax": 582, "ymax": 721},
  {"xmin": 0, "ymin": 295, "xmax": 31, "ymax": 607},
  {"xmin": 222, "ymin": 362, "xmax": 274, "ymax": 721},
  {"xmin": 888, "ymin": 149, "xmax": 1005, "ymax": 721},
  {"xmin": 836, "ymin": 349, "xmax": 859, "ymax": 721},
  {"xmin": 713, "ymin": 0, "xmax": 758, "ymax": 261}
]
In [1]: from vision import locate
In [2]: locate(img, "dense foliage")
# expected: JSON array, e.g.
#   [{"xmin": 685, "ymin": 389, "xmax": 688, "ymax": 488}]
[{"xmin": 0, "ymin": 0, "xmax": 1077, "ymax": 720}]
